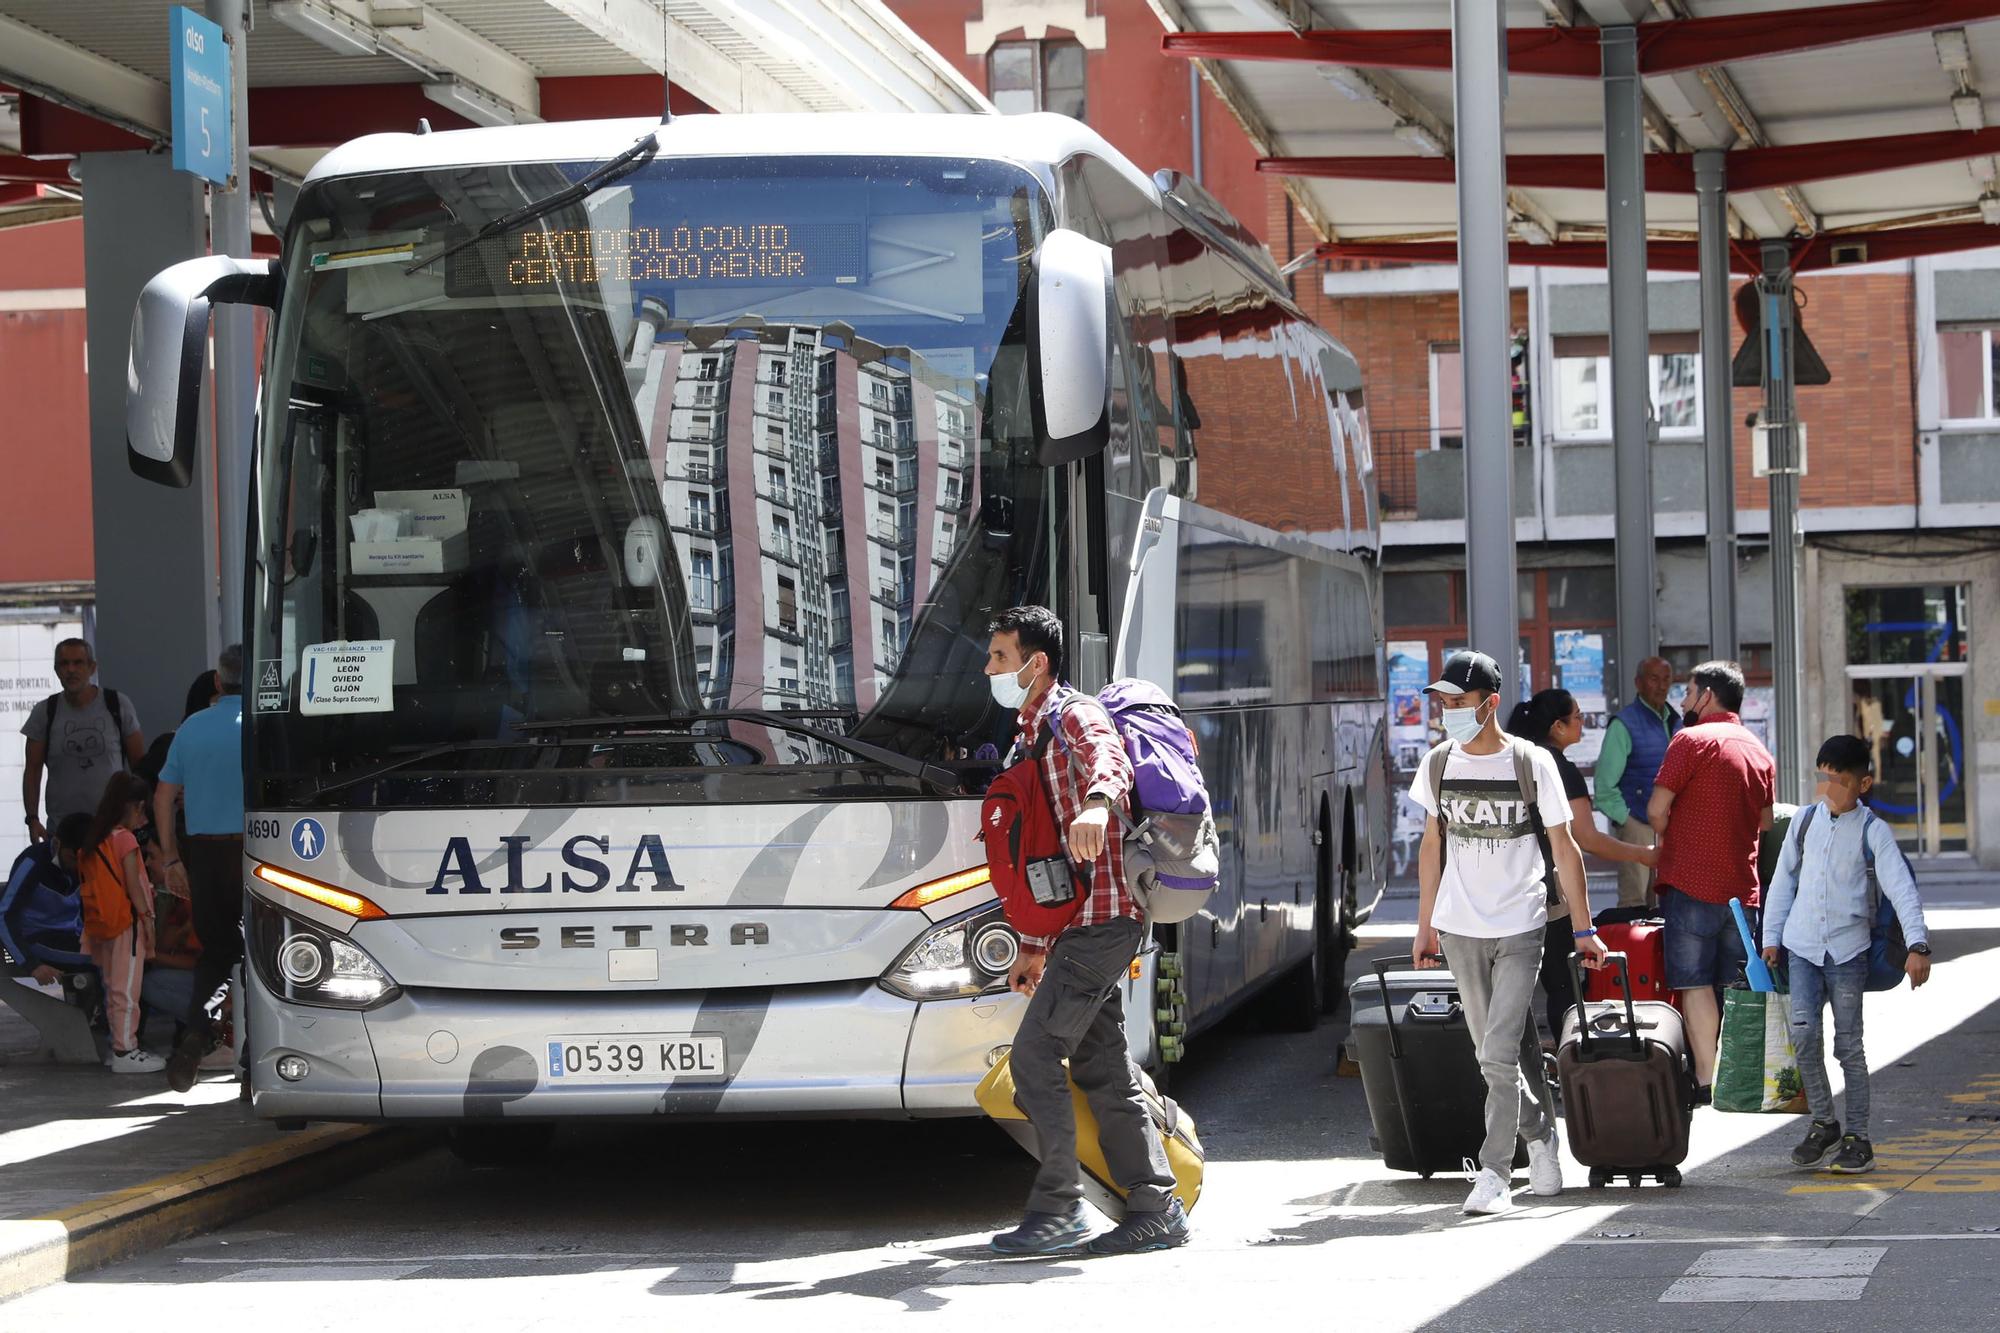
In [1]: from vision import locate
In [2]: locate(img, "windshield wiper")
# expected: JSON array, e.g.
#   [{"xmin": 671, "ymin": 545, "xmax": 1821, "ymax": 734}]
[
  {"xmin": 515, "ymin": 710, "xmax": 962, "ymax": 796},
  {"xmin": 301, "ymin": 738, "xmax": 539, "ymax": 804},
  {"xmin": 405, "ymin": 130, "xmax": 661, "ymax": 278}
]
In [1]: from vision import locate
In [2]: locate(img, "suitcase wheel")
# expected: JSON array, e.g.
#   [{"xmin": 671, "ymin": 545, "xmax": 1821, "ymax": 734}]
[
  {"xmin": 1660, "ymin": 1167, "xmax": 1683, "ymax": 1189},
  {"xmin": 1587, "ymin": 1167, "xmax": 1610, "ymax": 1189}
]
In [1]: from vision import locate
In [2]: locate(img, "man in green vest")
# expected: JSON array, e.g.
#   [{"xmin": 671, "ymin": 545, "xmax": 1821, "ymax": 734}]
[{"xmin": 1592, "ymin": 656, "xmax": 1677, "ymax": 911}]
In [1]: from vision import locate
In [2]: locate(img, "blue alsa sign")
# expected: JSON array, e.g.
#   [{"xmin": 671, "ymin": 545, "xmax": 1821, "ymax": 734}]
[{"xmin": 170, "ymin": 6, "xmax": 231, "ymax": 186}]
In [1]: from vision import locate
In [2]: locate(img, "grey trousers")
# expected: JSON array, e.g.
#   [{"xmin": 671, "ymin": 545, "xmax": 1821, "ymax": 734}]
[
  {"xmin": 1441, "ymin": 927, "xmax": 1556, "ymax": 1176},
  {"xmin": 1011, "ymin": 916, "xmax": 1175, "ymax": 1215}
]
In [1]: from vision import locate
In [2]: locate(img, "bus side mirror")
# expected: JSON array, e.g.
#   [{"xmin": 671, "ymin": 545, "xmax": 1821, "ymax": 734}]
[
  {"xmin": 1027, "ymin": 228, "xmax": 1112, "ymax": 468},
  {"xmin": 127, "ymin": 255, "xmax": 280, "ymax": 487}
]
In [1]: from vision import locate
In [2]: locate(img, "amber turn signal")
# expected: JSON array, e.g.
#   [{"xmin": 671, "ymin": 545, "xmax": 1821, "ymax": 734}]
[
  {"xmin": 252, "ymin": 861, "xmax": 389, "ymax": 921},
  {"xmin": 890, "ymin": 865, "xmax": 992, "ymax": 910}
]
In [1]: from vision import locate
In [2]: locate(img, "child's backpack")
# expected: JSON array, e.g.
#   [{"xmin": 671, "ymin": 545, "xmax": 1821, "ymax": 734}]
[
  {"xmin": 979, "ymin": 739, "xmax": 1087, "ymax": 940},
  {"xmin": 1054, "ymin": 680, "xmax": 1220, "ymax": 925},
  {"xmin": 1789, "ymin": 803, "xmax": 1911, "ymax": 991},
  {"xmin": 79, "ymin": 843, "xmax": 133, "ymax": 942}
]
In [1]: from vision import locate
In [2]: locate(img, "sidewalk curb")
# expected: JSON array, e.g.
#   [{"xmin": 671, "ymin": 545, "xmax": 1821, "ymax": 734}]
[{"xmin": 0, "ymin": 1122, "xmax": 431, "ymax": 1303}]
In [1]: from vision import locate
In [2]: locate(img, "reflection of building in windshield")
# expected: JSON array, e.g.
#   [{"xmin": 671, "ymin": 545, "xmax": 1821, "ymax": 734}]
[{"xmin": 632, "ymin": 323, "xmax": 975, "ymax": 745}]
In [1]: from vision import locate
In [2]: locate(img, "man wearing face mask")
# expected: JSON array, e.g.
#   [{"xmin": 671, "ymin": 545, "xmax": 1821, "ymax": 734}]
[
  {"xmin": 1409, "ymin": 651, "xmax": 1605, "ymax": 1215},
  {"xmin": 1647, "ymin": 660, "xmax": 1776, "ymax": 1098},
  {"xmin": 982, "ymin": 605, "xmax": 1184, "ymax": 1257}
]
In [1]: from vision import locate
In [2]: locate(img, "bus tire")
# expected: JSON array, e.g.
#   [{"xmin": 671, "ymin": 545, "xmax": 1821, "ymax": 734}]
[
  {"xmin": 447, "ymin": 1122, "xmax": 556, "ymax": 1167},
  {"xmin": 1265, "ymin": 937, "xmax": 1321, "ymax": 1035},
  {"xmin": 1317, "ymin": 808, "xmax": 1355, "ymax": 1014}
]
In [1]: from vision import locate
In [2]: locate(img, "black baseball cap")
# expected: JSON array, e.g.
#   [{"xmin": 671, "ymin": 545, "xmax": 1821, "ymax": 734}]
[{"xmin": 1426, "ymin": 650, "xmax": 1502, "ymax": 697}]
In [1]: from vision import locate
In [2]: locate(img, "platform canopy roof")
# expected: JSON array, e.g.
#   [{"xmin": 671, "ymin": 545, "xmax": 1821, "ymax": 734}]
[
  {"xmin": 0, "ymin": 0, "xmax": 991, "ymax": 233},
  {"xmin": 1151, "ymin": 0, "xmax": 2000, "ymax": 273}
]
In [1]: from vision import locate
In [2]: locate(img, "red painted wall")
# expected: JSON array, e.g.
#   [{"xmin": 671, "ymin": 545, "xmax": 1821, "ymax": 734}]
[
  {"xmin": 884, "ymin": 0, "xmax": 1272, "ymax": 250},
  {"xmin": 0, "ymin": 219, "xmax": 92, "ymax": 583}
]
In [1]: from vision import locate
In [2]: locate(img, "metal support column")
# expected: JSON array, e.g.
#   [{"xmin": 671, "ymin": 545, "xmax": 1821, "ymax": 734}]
[
  {"xmin": 1452, "ymin": 0, "xmax": 1518, "ymax": 702},
  {"xmin": 207, "ymin": 0, "xmax": 254, "ymax": 652},
  {"xmin": 1603, "ymin": 26, "xmax": 1655, "ymax": 708},
  {"xmin": 1695, "ymin": 149, "xmax": 1738, "ymax": 661},
  {"xmin": 1762, "ymin": 239, "xmax": 1808, "ymax": 801}
]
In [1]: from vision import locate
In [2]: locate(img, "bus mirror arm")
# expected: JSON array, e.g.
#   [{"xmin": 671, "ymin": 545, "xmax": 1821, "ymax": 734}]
[
  {"xmin": 1026, "ymin": 228, "xmax": 1112, "ymax": 468},
  {"xmin": 127, "ymin": 255, "xmax": 280, "ymax": 488}
]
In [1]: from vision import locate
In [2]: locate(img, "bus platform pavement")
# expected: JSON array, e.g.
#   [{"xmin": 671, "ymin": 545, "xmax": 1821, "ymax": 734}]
[{"xmin": 0, "ymin": 1004, "xmax": 422, "ymax": 1302}]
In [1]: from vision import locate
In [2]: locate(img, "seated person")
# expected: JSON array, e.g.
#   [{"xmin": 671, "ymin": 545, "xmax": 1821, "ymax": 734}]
[
  {"xmin": 2, "ymin": 813, "xmax": 93, "ymax": 985},
  {"xmin": 139, "ymin": 832, "xmax": 201, "ymax": 1025}
]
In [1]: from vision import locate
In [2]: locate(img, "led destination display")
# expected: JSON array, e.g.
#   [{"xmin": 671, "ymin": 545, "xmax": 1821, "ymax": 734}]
[{"xmin": 446, "ymin": 220, "xmax": 866, "ymax": 296}]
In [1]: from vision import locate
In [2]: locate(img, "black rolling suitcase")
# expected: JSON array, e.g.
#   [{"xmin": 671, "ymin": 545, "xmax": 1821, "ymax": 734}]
[
  {"xmin": 1348, "ymin": 956, "xmax": 1526, "ymax": 1178},
  {"xmin": 1556, "ymin": 951, "xmax": 1696, "ymax": 1189}
]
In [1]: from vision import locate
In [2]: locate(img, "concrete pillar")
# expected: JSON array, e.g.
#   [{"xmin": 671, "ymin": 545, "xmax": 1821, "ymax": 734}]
[
  {"xmin": 1602, "ymin": 26, "xmax": 1655, "ymax": 708},
  {"xmin": 1451, "ymin": 0, "xmax": 1519, "ymax": 702},
  {"xmin": 208, "ymin": 0, "xmax": 254, "ymax": 652},
  {"xmin": 1695, "ymin": 149, "xmax": 1738, "ymax": 661},
  {"xmin": 1762, "ymin": 239, "xmax": 1809, "ymax": 801},
  {"xmin": 79, "ymin": 151, "xmax": 219, "ymax": 734}
]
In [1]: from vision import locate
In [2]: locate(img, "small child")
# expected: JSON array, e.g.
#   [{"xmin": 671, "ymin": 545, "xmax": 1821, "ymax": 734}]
[
  {"xmin": 1761, "ymin": 735, "xmax": 1932, "ymax": 1174},
  {"xmin": 80, "ymin": 772, "xmax": 163, "ymax": 1074}
]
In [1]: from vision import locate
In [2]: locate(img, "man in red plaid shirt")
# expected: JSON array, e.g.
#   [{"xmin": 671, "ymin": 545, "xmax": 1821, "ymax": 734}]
[{"xmin": 984, "ymin": 606, "xmax": 1184, "ymax": 1257}]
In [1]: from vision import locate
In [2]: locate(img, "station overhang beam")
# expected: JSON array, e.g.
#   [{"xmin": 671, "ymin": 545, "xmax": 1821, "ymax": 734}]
[
  {"xmin": 1162, "ymin": 0, "xmax": 2000, "ymax": 78},
  {"xmin": 1315, "ymin": 221, "xmax": 2000, "ymax": 273},
  {"xmin": 1262, "ymin": 126, "xmax": 2000, "ymax": 194}
]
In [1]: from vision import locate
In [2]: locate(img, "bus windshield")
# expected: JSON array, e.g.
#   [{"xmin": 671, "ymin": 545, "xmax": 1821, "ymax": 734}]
[{"xmin": 251, "ymin": 152, "xmax": 1059, "ymax": 807}]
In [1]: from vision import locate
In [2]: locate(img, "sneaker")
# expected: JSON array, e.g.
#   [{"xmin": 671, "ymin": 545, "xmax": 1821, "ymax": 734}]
[
  {"xmin": 164, "ymin": 1028, "xmax": 206, "ymax": 1094},
  {"xmin": 1086, "ymin": 1198, "xmax": 1190, "ymax": 1255},
  {"xmin": 1791, "ymin": 1118, "xmax": 1843, "ymax": 1168},
  {"xmin": 107, "ymin": 1048, "xmax": 166, "ymax": 1074},
  {"xmin": 1525, "ymin": 1130, "xmax": 1564, "ymax": 1197},
  {"xmin": 1461, "ymin": 1165, "xmax": 1514, "ymax": 1215},
  {"xmin": 990, "ymin": 1205, "xmax": 1092, "ymax": 1255},
  {"xmin": 1827, "ymin": 1135, "xmax": 1875, "ymax": 1175}
]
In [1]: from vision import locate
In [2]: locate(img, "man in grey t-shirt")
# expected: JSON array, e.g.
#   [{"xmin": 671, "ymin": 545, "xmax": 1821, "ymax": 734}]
[{"xmin": 21, "ymin": 638, "xmax": 145, "ymax": 842}]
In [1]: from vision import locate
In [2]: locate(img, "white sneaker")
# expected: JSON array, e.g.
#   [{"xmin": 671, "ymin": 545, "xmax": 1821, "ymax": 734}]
[
  {"xmin": 1525, "ymin": 1130, "xmax": 1564, "ymax": 1196},
  {"xmin": 1461, "ymin": 1166, "xmax": 1514, "ymax": 1215},
  {"xmin": 108, "ymin": 1048, "xmax": 167, "ymax": 1074}
]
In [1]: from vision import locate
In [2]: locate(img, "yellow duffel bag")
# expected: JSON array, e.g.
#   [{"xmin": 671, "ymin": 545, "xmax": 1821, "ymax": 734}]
[{"xmin": 975, "ymin": 1051, "xmax": 1204, "ymax": 1217}]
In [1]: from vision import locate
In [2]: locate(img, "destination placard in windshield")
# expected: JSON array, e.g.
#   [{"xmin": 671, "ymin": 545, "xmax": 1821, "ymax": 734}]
[{"xmin": 446, "ymin": 220, "xmax": 866, "ymax": 296}]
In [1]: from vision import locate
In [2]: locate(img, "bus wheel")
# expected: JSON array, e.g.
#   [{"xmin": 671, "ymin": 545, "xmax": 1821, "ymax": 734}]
[{"xmin": 447, "ymin": 1122, "xmax": 556, "ymax": 1167}]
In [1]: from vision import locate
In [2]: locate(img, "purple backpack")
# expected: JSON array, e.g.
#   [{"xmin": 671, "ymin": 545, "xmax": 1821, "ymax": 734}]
[{"xmin": 1052, "ymin": 679, "xmax": 1220, "ymax": 923}]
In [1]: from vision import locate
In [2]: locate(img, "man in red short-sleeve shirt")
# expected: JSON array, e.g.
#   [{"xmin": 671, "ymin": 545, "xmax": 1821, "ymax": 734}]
[{"xmin": 1648, "ymin": 659, "xmax": 1777, "ymax": 1093}]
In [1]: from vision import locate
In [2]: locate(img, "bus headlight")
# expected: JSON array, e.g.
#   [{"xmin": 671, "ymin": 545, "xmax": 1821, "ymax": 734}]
[
  {"xmin": 248, "ymin": 894, "xmax": 400, "ymax": 1011},
  {"xmin": 880, "ymin": 903, "xmax": 1017, "ymax": 1001}
]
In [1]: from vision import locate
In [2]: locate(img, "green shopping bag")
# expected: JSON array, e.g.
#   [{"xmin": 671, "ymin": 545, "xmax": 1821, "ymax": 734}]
[{"xmin": 1714, "ymin": 983, "xmax": 1808, "ymax": 1114}]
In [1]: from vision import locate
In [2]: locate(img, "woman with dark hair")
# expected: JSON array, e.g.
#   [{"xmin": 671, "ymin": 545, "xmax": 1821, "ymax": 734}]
[
  {"xmin": 81, "ymin": 771, "xmax": 161, "ymax": 1073},
  {"xmin": 1509, "ymin": 689, "xmax": 1659, "ymax": 1042}
]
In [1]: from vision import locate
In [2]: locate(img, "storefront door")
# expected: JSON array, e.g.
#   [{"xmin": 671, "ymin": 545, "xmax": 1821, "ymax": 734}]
[{"xmin": 1845, "ymin": 584, "xmax": 1972, "ymax": 856}]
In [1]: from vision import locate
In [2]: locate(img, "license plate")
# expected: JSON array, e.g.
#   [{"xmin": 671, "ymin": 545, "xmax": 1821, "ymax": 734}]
[{"xmin": 543, "ymin": 1033, "xmax": 726, "ymax": 1084}]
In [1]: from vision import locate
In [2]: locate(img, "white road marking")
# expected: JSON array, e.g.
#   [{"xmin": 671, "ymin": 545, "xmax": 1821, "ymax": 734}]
[
  {"xmin": 1660, "ymin": 1247, "xmax": 1885, "ymax": 1303},
  {"xmin": 1661, "ymin": 1277, "xmax": 1870, "ymax": 1302},
  {"xmin": 1568, "ymin": 1232, "xmax": 2000, "ymax": 1246},
  {"xmin": 1686, "ymin": 1247, "xmax": 1885, "ymax": 1277},
  {"xmin": 181, "ymin": 1252, "xmax": 665, "ymax": 1265},
  {"xmin": 218, "ymin": 1264, "xmax": 428, "ymax": 1282}
]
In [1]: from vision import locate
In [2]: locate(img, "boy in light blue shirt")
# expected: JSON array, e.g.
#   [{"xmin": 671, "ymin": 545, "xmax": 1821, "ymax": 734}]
[{"xmin": 1761, "ymin": 735, "xmax": 1932, "ymax": 1175}]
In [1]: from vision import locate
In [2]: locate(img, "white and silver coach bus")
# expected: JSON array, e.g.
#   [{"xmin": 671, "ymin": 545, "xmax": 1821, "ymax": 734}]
[{"xmin": 126, "ymin": 113, "xmax": 1389, "ymax": 1150}]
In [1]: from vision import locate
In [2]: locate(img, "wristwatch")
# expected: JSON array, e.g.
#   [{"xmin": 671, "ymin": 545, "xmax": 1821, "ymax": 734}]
[{"xmin": 1908, "ymin": 942, "xmax": 1932, "ymax": 956}]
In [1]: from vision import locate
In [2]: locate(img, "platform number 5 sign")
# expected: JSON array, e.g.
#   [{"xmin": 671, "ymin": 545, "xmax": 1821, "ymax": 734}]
[{"xmin": 170, "ymin": 7, "xmax": 232, "ymax": 187}]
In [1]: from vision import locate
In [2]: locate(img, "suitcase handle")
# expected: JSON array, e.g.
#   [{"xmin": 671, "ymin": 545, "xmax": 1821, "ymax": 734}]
[
  {"xmin": 1567, "ymin": 950, "xmax": 1643, "ymax": 1056},
  {"xmin": 1369, "ymin": 953, "xmax": 1445, "ymax": 1061}
]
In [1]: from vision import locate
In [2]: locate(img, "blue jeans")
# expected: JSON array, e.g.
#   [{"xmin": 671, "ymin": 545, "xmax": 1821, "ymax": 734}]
[
  {"xmin": 1661, "ymin": 890, "xmax": 1749, "ymax": 990},
  {"xmin": 1789, "ymin": 952, "xmax": 1870, "ymax": 1138}
]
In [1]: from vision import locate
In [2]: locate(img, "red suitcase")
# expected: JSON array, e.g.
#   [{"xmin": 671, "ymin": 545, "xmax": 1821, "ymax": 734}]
[{"xmin": 1583, "ymin": 919, "xmax": 1676, "ymax": 1008}]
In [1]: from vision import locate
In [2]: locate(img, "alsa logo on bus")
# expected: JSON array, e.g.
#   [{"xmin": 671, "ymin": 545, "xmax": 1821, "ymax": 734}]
[{"xmin": 428, "ymin": 834, "xmax": 689, "ymax": 895}]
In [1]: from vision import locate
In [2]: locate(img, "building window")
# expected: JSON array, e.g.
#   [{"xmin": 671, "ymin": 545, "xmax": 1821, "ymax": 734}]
[
  {"xmin": 688, "ymin": 490, "xmax": 711, "ymax": 533},
  {"xmin": 772, "ymin": 515, "xmax": 792, "ymax": 561},
  {"xmin": 1552, "ymin": 334, "xmax": 1701, "ymax": 440},
  {"xmin": 687, "ymin": 448, "xmax": 711, "ymax": 481},
  {"xmin": 989, "ymin": 38, "xmax": 1086, "ymax": 120},
  {"xmin": 1430, "ymin": 344, "xmax": 1464, "ymax": 449},
  {"xmin": 1940, "ymin": 324, "xmax": 2000, "ymax": 423},
  {"xmin": 690, "ymin": 552, "xmax": 715, "ymax": 610},
  {"xmin": 777, "ymin": 575, "xmax": 797, "ymax": 632},
  {"xmin": 769, "ymin": 464, "xmax": 787, "ymax": 494},
  {"xmin": 689, "ymin": 411, "xmax": 713, "ymax": 440}
]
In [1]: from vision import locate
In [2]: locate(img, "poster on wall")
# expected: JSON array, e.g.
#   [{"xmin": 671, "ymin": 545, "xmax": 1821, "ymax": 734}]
[
  {"xmin": 1388, "ymin": 640, "xmax": 1431, "ymax": 773},
  {"xmin": 1740, "ymin": 686, "xmax": 1774, "ymax": 750},
  {"xmin": 1554, "ymin": 629, "xmax": 1609, "ymax": 766}
]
